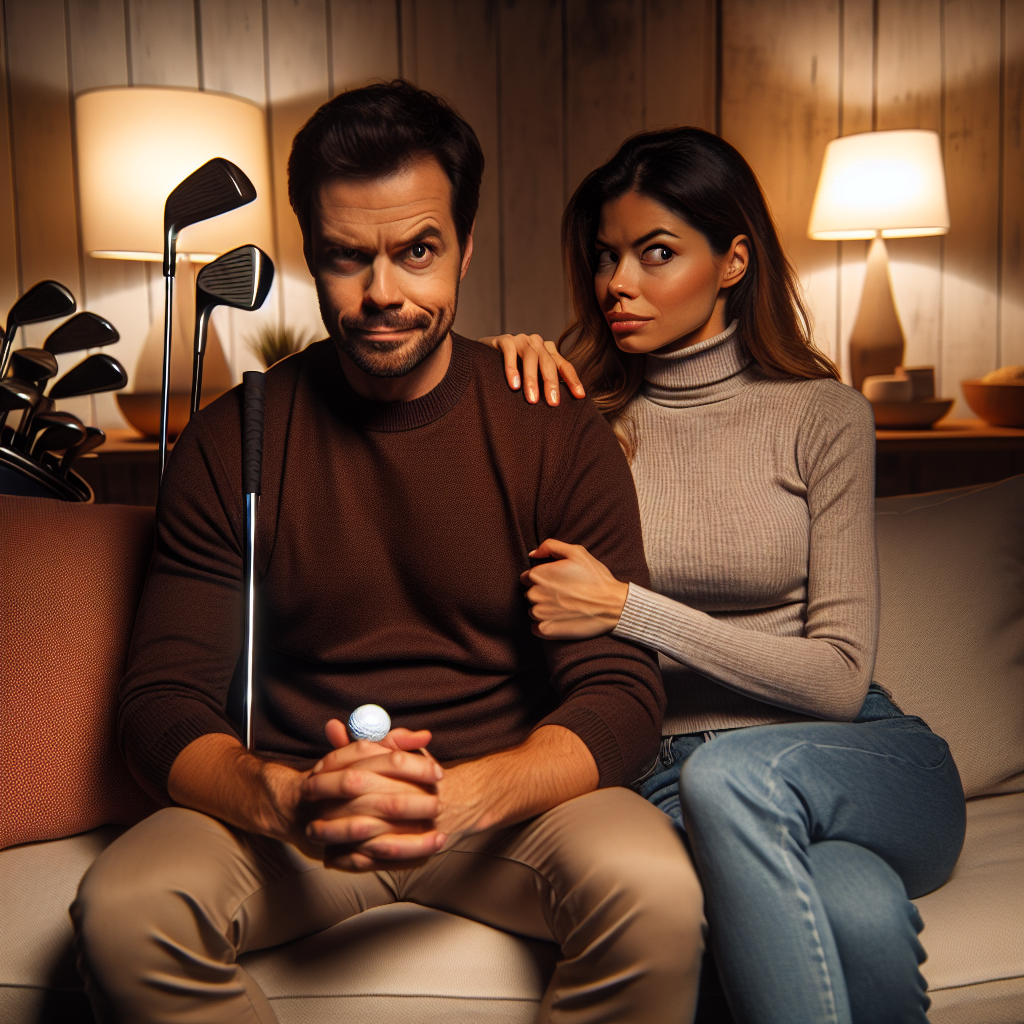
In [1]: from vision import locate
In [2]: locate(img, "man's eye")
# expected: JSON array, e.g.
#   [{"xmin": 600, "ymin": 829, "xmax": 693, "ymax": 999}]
[{"xmin": 408, "ymin": 243, "xmax": 432, "ymax": 262}]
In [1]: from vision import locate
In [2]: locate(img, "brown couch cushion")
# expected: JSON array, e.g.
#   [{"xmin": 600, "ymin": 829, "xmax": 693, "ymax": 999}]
[
  {"xmin": 0, "ymin": 497, "xmax": 159, "ymax": 850},
  {"xmin": 874, "ymin": 477, "xmax": 1024, "ymax": 798}
]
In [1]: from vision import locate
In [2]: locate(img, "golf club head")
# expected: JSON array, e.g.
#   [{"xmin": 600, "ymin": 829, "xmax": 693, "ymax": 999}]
[
  {"xmin": 163, "ymin": 158, "xmax": 258, "ymax": 275},
  {"xmin": 32, "ymin": 418, "xmax": 87, "ymax": 458},
  {"xmin": 49, "ymin": 353, "xmax": 128, "ymax": 400},
  {"xmin": 44, "ymin": 311, "xmax": 119, "ymax": 355},
  {"xmin": 9, "ymin": 348, "xmax": 58, "ymax": 386},
  {"xmin": 0, "ymin": 379, "xmax": 35, "ymax": 435},
  {"xmin": 1, "ymin": 280, "xmax": 76, "ymax": 377},
  {"xmin": 59, "ymin": 424, "xmax": 105, "ymax": 476},
  {"xmin": 190, "ymin": 245, "xmax": 274, "ymax": 417},
  {"xmin": 22, "ymin": 410, "xmax": 82, "ymax": 452}
]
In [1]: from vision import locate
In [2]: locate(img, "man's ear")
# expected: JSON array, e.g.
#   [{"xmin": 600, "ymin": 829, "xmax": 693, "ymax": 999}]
[
  {"xmin": 720, "ymin": 235, "xmax": 749, "ymax": 290},
  {"xmin": 459, "ymin": 221, "xmax": 475, "ymax": 281}
]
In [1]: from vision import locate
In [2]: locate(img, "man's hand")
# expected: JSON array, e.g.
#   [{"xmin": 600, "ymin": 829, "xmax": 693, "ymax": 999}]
[{"xmin": 302, "ymin": 718, "xmax": 446, "ymax": 870}]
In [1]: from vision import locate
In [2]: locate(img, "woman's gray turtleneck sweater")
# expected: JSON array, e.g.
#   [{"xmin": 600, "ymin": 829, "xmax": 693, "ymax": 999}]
[{"xmin": 611, "ymin": 321, "xmax": 880, "ymax": 735}]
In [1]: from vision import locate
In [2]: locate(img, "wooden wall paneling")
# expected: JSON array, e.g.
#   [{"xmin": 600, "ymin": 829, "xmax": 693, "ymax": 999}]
[
  {"xmin": 720, "ymin": 0, "xmax": 840, "ymax": 363},
  {"xmin": 643, "ymin": 0, "xmax": 716, "ymax": 131},
  {"xmin": 1001, "ymin": 0, "xmax": 1024, "ymax": 368},
  {"xmin": 198, "ymin": 0, "xmax": 276, "ymax": 380},
  {"xmin": 265, "ymin": 0, "xmax": 331, "ymax": 340},
  {"xmin": 874, "ymin": 0, "xmax": 944, "ymax": 386},
  {"xmin": 127, "ymin": 0, "xmax": 199, "ymax": 87},
  {"xmin": 330, "ymin": 0, "xmax": 400, "ymax": 92},
  {"xmin": 0, "ymin": 11, "xmax": 21, "ymax": 316},
  {"xmin": 399, "ymin": 0, "xmax": 417, "ymax": 82},
  {"xmin": 67, "ymin": 0, "xmax": 151, "ymax": 431},
  {"xmin": 498, "ymin": 0, "xmax": 565, "ymax": 340},
  {"xmin": 4, "ymin": 0, "xmax": 82, "ymax": 353},
  {"xmin": 565, "ymin": 0, "xmax": 643, "ymax": 195},
  {"xmin": 942, "ymin": 0, "xmax": 1002, "ymax": 412},
  {"xmin": 836, "ymin": 0, "xmax": 874, "ymax": 377},
  {"xmin": 410, "ymin": 0, "xmax": 501, "ymax": 339}
]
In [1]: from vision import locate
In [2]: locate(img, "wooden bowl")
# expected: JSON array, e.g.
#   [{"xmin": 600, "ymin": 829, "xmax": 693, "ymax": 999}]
[
  {"xmin": 116, "ymin": 391, "xmax": 224, "ymax": 439},
  {"xmin": 960, "ymin": 380, "xmax": 1024, "ymax": 428},
  {"xmin": 871, "ymin": 398, "xmax": 954, "ymax": 429}
]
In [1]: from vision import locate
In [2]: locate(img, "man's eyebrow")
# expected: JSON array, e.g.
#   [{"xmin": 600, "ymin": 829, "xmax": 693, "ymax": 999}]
[
  {"xmin": 595, "ymin": 228, "xmax": 681, "ymax": 249},
  {"xmin": 319, "ymin": 222, "xmax": 446, "ymax": 251}
]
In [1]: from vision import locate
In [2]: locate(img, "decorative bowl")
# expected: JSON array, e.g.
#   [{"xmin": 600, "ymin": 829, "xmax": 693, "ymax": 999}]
[
  {"xmin": 960, "ymin": 380, "xmax": 1024, "ymax": 428},
  {"xmin": 116, "ymin": 391, "xmax": 225, "ymax": 440},
  {"xmin": 871, "ymin": 398, "xmax": 954, "ymax": 430}
]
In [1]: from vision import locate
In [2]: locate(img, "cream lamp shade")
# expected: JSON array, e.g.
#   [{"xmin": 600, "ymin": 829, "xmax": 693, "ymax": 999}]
[
  {"xmin": 75, "ymin": 86, "xmax": 273, "ymax": 261},
  {"xmin": 808, "ymin": 129, "xmax": 950, "ymax": 241}
]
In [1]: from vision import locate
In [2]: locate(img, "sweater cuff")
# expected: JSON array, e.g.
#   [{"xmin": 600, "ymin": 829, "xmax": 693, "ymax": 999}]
[
  {"xmin": 614, "ymin": 582, "xmax": 682, "ymax": 651},
  {"xmin": 537, "ymin": 704, "xmax": 624, "ymax": 788}
]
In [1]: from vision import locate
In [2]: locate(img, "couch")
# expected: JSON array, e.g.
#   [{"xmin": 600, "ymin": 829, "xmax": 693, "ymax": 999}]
[{"xmin": 1, "ymin": 476, "xmax": 1021, "ymax": 1024}]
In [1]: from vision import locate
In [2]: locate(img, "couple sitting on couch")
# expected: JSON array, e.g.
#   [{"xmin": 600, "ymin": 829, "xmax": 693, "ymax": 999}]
[{"xmin": 71, "ymin": 81, "xmax": 966, "ymax": 1024}]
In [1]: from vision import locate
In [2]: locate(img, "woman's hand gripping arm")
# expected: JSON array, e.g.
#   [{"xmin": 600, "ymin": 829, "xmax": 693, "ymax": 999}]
[{"xmin": 478, "ymin": 333, "xmax": 586, "ymax": 406}]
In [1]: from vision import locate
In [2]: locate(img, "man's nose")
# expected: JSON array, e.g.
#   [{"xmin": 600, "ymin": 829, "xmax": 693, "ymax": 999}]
[{"xmin": 364, "ymin": 256, "xmax": 404, "ymax": 308}]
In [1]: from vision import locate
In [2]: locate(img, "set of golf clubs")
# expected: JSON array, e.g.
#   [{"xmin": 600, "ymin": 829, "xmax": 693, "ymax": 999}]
[{"xmin": 0, "ymin": 285, "xmax": 128, "ymax": 501}]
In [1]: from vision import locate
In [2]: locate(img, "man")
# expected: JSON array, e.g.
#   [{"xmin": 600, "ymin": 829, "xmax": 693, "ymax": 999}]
[{"xmin": 73, "ymin": 81, "xmax": 703, "ymax": 1023}]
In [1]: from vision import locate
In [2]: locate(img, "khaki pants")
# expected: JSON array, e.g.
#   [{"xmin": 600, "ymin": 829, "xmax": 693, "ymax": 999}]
[{"xmin": 72, "ymin": 787, "xmax": 704, "ymax": 1023}]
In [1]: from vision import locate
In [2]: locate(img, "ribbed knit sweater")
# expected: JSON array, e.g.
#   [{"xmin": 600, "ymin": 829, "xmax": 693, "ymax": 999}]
[
  {"xmin": 119, "ymin": 336, "xmax": 664, "ymax": 798},
  {"xmin": 611, "ymin": 322, "xmax": 879, "ymax": 734}
]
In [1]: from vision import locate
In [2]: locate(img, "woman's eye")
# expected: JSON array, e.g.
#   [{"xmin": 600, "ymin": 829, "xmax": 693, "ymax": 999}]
[
  {"xmin": 596, "ymin": 250, "xmax": 617, "ymax": 268},
  {"xmin": 408, "ymin": 243, "xmax": 432, "ymax": 263},
  {"xmin": 644, "ymin": 246, "xmax": 673, "ymax": 264}
]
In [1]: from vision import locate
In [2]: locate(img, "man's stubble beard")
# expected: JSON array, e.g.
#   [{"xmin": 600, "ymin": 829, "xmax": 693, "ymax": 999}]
[{"xmin": 330, "ymin": 279, "xmax": 460, "ymax": 380}]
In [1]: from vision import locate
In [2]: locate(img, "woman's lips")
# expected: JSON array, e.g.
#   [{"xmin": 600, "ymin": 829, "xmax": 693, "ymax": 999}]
[{"xmin": 607, "ymin": 315, "xmax": 652, "ymax": 332}]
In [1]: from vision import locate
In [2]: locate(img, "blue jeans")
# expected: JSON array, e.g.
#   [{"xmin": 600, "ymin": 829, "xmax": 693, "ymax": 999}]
[{"xmin": 639, "ymin": 688, "xmax": 966, "ymax": 1024}]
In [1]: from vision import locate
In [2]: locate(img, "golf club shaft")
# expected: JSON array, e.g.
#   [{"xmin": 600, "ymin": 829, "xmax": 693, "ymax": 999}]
[
  {"xmin": 159, "ymin": 275, "xmax": 174, "ymax": 477},
  {"xmin": 190, "ymin": 306, "xmax": 212, "ymax": 418},
  {"xmin": 242, "ymin": 490, "xmax": 257, "ymax": 749},
  {"xmin": 0, "ymin": 330, "xmax": 12, "ymax": 379},
  {"xmin": 241, "ymin": 370, "xmax": 265, "ymax": 751}
]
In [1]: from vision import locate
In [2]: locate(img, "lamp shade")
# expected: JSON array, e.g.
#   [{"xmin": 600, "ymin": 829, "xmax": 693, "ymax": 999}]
[
  {"xmin": 75, "ymin": 87, "xmax": 273, "ymax": 261},
  {"xmin": 808, "ymin": 129, "xmax": 950, "ymax": 240}
]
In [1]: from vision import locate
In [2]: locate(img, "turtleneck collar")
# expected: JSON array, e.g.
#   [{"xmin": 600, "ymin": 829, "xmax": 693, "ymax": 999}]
[{"xmin": 642, "ymin": 320, "xmax": 756, "ymax": 408}]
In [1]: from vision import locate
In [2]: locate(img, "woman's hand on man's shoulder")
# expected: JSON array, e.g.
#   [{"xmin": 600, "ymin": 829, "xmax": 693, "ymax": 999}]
[{"xmin": 477, "ymin": 333, "xmax": 586, "ymax": 407}]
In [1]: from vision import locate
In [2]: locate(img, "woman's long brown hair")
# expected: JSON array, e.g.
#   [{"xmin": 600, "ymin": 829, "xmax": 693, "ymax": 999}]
[{"xmin": 560, "ymin": 127, "xmax": 839, "ymax": 426}]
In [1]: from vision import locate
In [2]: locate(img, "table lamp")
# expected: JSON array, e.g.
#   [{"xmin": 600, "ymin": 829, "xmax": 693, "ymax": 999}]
[
  {"xmin": 808, "ymin": 129, "xmax": 950, "ymax": 391},
  {"xmin": 75, "ymin": 86, "xmax": 274, "ymax": 436}
]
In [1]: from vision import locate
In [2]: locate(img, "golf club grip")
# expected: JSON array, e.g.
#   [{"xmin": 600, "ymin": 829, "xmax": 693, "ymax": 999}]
[{"xmin": 242, "ymin": 371, "xmax": 265, "ymax": 496}]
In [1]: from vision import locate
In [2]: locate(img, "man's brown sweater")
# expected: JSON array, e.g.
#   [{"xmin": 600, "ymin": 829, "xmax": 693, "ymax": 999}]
[{"xmin": 119, "ymin": 336, "xmax": 664, "ymax": 798}]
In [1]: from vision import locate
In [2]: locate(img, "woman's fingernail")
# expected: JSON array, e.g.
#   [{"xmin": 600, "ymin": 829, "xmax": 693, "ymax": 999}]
[
  {"xmin": 435, "ymin": 833, "xmax": 447, "ymax": 849},
  {"xmin": 434, "ymin": 762, "xmax": 444, "ymax": 780},
  {"xmin": 312, "ymin": 761, "xmax": 324, "ymax": 774},
  {"xmin": 527, "ymin": 387, "xmax": 537, "ymax": 402},
  {"xmin": 550, "ymin": 388, "xmax": 558, "ymax": 403},
  {"xmin": 512, "ymin": 374, "xmax": 520, "ymax": 389}
]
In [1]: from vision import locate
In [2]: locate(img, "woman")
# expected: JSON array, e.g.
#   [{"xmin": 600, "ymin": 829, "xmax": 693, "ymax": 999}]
[{"xmin": 481, "ymin": 128, "xmax": 965, "ymax": 1024}]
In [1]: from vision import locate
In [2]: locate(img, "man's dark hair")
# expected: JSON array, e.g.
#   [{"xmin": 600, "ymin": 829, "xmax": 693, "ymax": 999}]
[{"xmin": 288, "ymin": 80, "xmax": 484, "ymax": 248}]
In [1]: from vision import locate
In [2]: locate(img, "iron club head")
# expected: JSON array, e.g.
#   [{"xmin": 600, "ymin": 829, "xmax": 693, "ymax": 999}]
[
  {"xmin": 59, "ymin": 425, "xmax": 105, "ymax": 477},
  {"xmin": 190, "ymin": 245, "xmax": 274, "ymax": 416},
  {"xmin": 31, "ymin": 417, "xmax": 87, "ymax": 459},
  {"xmin": 44, "ymin": 311, "xmax": 119, "ymax": 355},
  {"xmin": 0, "ymin": 379, "xmax": 35, "ymax": 434},
  {"xmin": 0, "ymin": 280, "xmax": 76, "ymax": 376},
  {"xmin": 22, "ymin": 409, "xmax": 83, "ymax": 453},
  {"xmin": 48, "ymin": 353, "xmax": 128, "ymax": 400},
  {"xmin": 9, "ymin": 348, "xmax": 58, "ymax": 387}
]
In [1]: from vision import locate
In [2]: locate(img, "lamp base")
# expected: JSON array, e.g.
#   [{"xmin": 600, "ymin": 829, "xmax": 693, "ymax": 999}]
[
  {"xmin": 117, "ymin": 391, "xmax": 224, "ymax": 440},
  {"xmin": 849, "ymin": 236, "xmax": 906, "ymax": 392}
]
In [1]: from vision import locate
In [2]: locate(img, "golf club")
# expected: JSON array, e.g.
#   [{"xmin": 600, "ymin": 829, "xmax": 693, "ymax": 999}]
[
  {"xmin": 48, "ymin": 353, "xmax": 128, "ymax": 400},
  {"xmin": 160, "ymin": 158, "xmax": 258, "ymax": 478},
  {"xmin": 9, "ymin": 348, "xmax": 58, "ymax": 387},
  {"xmin": 191, "ymin": 245, "xmax": 274, "ymax": 417},
  {"xmin": 32, "ymin": 418, "xmax": 87, "ymax": 459},
  {"xmin": 44, "ymin": 311, "xmax": 119, "ymax": 355},
  {"xmin": 241, "ymin": 370, "xmax": 265, "ymax": 750},
  {"xmin": 59, "ymin": 425, "xmax": 105, "ymax": 477},
  {"xmin": 0, "ymin": 379, "xmax": 34, "ymax": 436},
  {"xmin": 21, "ymin": 410, "xmax": 84, "ymax": 454},
  {"xmin": 0, "ymin": 280, "xmax": 76, "ymax": 377}
]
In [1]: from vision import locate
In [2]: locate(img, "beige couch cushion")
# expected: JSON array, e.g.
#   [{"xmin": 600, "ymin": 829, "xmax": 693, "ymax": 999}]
[
  {"xmin": 916, "ymin": 792, "xmax": 1024, "ymax": 1024},
  {"xmin": 874, "ymin": 477, "xmax": 1024, "ymax": 797}
]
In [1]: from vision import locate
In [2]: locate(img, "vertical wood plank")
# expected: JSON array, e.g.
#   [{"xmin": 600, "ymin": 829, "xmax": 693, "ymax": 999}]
[
  {"xmin": 399, "ymin": 0, "xmax": 418, "ymax": 82},
  {"xmin": 942, "ymin": 0, "xmax": 1002, "ymax": 412},
  {"xmin": 5, "ymin": 0, "xmax": 82, "ymax": 341},
  {"xmin": 719, "ymin": 0, "xmax": 841, "ymax": 364},
  {"xmin": 330, "ymin": 0, "xmax": 400, "ymax": 92},
  {"xmin": 565, "ymin": 0, "xmax": 643, "ymax": 194},
  {"xmin": 411, "ymin": 0, "xmax": 501, "ymax": 339},
  {"xmin": 67, "ymin": 0, "xmax": 151, "ymax": 430},
  {"xmin": 874, "ymin": 0, "xmax": 944, "ymax": 388},
  {"xmin": 1001, "ymin": 0, "xmax": 1024, "ymax": 368},
  {"xmin": 644, "ymin": 0, "xmax": 716, "ymax": 131},
  {"xmin": 128, "ymin": 0, "xmax": 199, "ymax": 87},
  {"xmin": 265, "ymin": 0, "xmax": 331, "ymax": 339},
  {"xmin": 836, "ymin": 0, "xmax": 874, "ymax": 377},
  {"xmin": 499, "ymin": 0, "xmax": 564, "ymax": 339},
  {"xmin": 0, "ymin": 12, "xmax": 21, "ymax": 315}
]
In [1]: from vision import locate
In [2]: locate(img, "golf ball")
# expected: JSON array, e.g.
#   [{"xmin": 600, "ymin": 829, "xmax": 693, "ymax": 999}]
[{"xmin": 348, "ymin": 703, "xmax": 391, "ymax": 742}]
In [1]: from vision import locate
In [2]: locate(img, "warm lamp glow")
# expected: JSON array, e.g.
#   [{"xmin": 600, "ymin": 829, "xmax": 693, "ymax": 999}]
[
  {"xmin": 75, "ymin": 87, "xmax": 273, "ymax": 261},
  {"xmin": 808, "ymin": 130, "xmax": 950, "ymax": 241}
]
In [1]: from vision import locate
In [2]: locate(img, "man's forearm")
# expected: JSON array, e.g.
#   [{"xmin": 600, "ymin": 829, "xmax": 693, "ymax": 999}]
[{"xmin": 437, "ymin": 724, "xmax": 599, "ymax": 837}]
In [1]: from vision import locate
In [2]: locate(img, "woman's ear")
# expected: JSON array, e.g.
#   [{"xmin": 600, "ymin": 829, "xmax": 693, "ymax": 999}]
[{"xmin": 720, "ymin": 235, "xmax": 750, "ymax": 289}]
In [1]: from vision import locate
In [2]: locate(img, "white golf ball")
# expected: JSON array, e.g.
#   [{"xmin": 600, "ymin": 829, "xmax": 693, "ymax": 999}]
[{"xmin": 348, "ymin": 703, "xmax": 391, "ymax": 742}]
